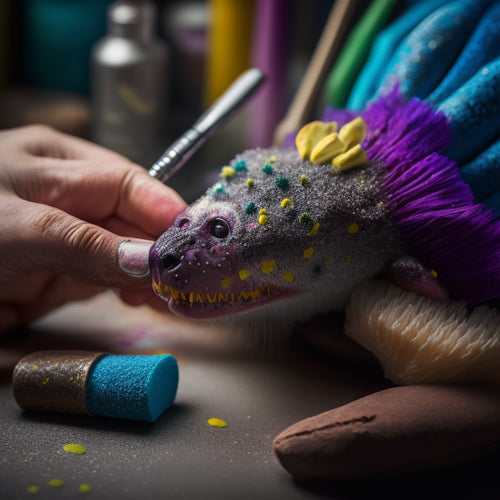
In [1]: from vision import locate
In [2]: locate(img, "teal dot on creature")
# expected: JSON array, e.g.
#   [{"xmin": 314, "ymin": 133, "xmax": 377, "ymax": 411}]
[
  {"xmin": 275, "ymin": 176, "xmax": 290, "ymax": 191},
  {"xmin": 246, "ymin": 202, "xmax": 257, "ymax": 214},
  {"xmin": 213, "ymin": 184, "xmax": 226, "ymax": 199},
  {"xmin": 262, "ymin": 163, "xmax": 274, "ymax": 175},
  {"xmin": 234, "ymin": 160, "xmax": 248, "ymax": 171}
]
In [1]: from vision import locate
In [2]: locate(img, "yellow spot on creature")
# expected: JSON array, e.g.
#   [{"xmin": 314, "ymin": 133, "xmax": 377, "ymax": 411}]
[
  {"xmin": 258, "ymin": 214, "xmax": 268, "ymax": 225},
  {"xmin": 282, "ymin": 272, "xmax": 294, "ymax": 283},
  {"xmin": 309, "ymin": 223, "xmax": 320, "ymax": 236},
  {"xmin": 247, "ymin": 178, "xmax": 254, "ymax": 187},
  {"xmin": 338, "ymin": 116, "xmax": 366, "ymax": 149},
  {"xmin": 346, "ymin": 255, "xmax": 352, "ymax": 263},
  {"xmin": 303, "ymin": 247, "xmax": 314, "ymax": 258},
  {"xmin": 332, "ymin": 144, "xmax": 367, "ymax": 172},
  {"xmin": 27, "ymin": 486, "xmax": 39, "ymax": 494},
  {"xmin": 430, "ymin": 270, "xmax": 438, "ymax": 278},
  {"xmin": 221, "ymin": 277, "xmax": 233, "ymax": 289},
  {"xmin": 239, "ymin": 269, "xmax": 249, "ymax": 280},
  {"xmin": 42, "ymin": 378, "xmax": 49, "ymax": 385},
  {"xmin": 296, "ymin": 120, "xmax": 338, "ymax": 160},
  {"xmin": 281, "ymin": 198, "xmax": 292, "ymax": 208},
  {"xmin": 78, "ymin": 484, "xmax": 92, "ymax": 493},
  {"xmin": 267, "ymin": 155, "xmax": 277, "ymax": 163},
  {"xmin": 262, "ymin": 260, "xmax": 276, "ymax": 274},
  {"xmin": 347, "ymin": 223, "xmax": 359, "ymax": 234},
  {"xmin": 300, "ymin": 175, "xmax": 308, "ymax": 186},
  {"xmin": 208, "ymin": 417, "xmax": 227, "ymax": 428},
  {"xmin": 63, "ymin": 443, "xmax": 87, "ymax": 455},
  {"xmin": 31, "ymin": 365, "xmax": 38, "ymax": 370},
  {"xmin": 310, "ymin": 132, "xmax": 346, "ymax": 164},
  {"xmin": 220, "ymin": 166, "xmax": 235, "ymax": 178},
  {"xmin": 48, "ymin": 479, "xmax": 64, "ymax": 488}
]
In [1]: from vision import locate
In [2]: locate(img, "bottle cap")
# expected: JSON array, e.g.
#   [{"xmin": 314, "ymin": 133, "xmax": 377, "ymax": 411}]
[{"xmin": 108, "ymin": 1, "xmax": 156, "ymax": 42}]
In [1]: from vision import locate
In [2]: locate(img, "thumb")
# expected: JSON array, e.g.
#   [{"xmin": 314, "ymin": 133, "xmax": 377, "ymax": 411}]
[{"xmin": 9, "ymin": 200, "xmax": 152, "ymax": 288}]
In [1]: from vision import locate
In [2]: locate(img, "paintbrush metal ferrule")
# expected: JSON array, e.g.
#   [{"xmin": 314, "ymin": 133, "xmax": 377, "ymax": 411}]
[{"xmin": 149, "ymin": 68, "xmax": 265, "ymax": 183}]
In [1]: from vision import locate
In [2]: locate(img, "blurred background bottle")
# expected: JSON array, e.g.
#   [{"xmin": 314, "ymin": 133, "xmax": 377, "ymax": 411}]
[{"xmin": 91, "ymin": 0, "xmax": 170, "ymax": 166}]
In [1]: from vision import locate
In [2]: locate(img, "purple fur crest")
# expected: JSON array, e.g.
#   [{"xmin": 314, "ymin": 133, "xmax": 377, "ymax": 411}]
[{"xmin": 326, "ymin": 88, "xmax": 500, "ymax": 306}]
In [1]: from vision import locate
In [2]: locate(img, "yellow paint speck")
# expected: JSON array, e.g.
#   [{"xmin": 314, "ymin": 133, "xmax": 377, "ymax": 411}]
[
  {"xmin": 309, "ymin": 223, "xmax": 320, "ymax": 236},
  {"xmin": 376, "ymin": 202, "xmax": 383, "ymax": 209},
  {"xmin": 220, "ymin": 166, "xmax": 235, "ymax": 178},
  {"xmin": 258, "ymin": 214, "xmax": 268, "ymax": 225},
  {"xmin": 239, "ymin": 269, "xmax": 249, "ymax": 280},
  {"xmin": 267, "ymin": 156, "xmax": 277, "ymax": 163},
  {"xmin": 259, "ymin": 208, "xmax": 267, "ymax": 215},
  {"xmin": 282, "ymin": 272, "xmax": 294, "ymax": 283},
  {"xmin": 31, "ymin": 365, "xmax": 38, "ymax": 370},
  {"xmin": 48, "ymin": 479, "xmax": 64, "ymax": 488},
  {"xmin": 300, "ymin": 175, "xmax": 308, "ymax": 185},
  {"xmin": 346, "ymin": 255, "xmax": 352, "ymax": 263},
  {"xmin": 347, "ymin": 223, "xmax": 359, "ymax": 234},
  {"xmin": 262, "ymin": 260, "xmax": 275, "ymax": 274},
  {"xmin": 247, "ymin": 178, "xmax": 254, "ymax": 187},
  {"xmin": 208, "ymin": 417, "xmax": 227, "ymax": 428},
  {"xmin": 42, "ymin": 378, "xmax": 49, "ymax": 385},
  {"xmin": 325, "ymin": 258, "xmax": 333, "ymax": 264},
  {"xmin": 78, "ymin": 484, "xmax": 92, "ymax": 493},
  {"xmin": 430, "ymin": 269, "xmax": 438, "ymax": 278},
  {"xmin": 303, "ymin": 247, "xmax": 314, "ymax": 258},
  {"xmin": 280, "ymin": 198, "xmax": 292, "ymax": 208},
  {"xmin": 63, "ymin": 443, "xmax": 87, "ymax": 455},
  {"xmin": 221, "ymin": 277, "xmax": 233, "ymax": 289},
  {"xmin": 27, "ymin": 485, "xmax": 39, "ymax": 494}
]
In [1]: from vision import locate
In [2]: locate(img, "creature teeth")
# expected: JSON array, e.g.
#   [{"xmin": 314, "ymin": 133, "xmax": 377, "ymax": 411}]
[{"xmin": 160, "ymin": 284, "xmax": 272, "ymax": 304}]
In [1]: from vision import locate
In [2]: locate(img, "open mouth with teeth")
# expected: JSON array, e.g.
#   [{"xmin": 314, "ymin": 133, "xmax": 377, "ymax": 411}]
[{"xmin": 153, "ymin": 281, "xmax": 298, "ymax": 319}]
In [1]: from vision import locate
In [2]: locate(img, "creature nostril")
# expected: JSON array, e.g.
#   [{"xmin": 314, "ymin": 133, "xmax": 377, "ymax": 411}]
[{"xmin": 162, "ymin": 254, "xmax": 181, "ymax": 271}]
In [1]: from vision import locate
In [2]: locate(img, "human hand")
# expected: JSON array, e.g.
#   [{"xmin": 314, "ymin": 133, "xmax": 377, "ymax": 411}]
[{"xmin": 0, "ymin": 125, "xmax": 187, "ymax": 334}]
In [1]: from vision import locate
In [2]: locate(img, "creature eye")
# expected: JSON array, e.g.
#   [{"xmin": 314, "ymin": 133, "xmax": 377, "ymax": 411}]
[
  {"xmin": 208, "ymin": 217, "xmax": 230, "ymax": 239},
  {"xmin": 176, "ymin": 217, "xmax": 190, "ymax": 230}
]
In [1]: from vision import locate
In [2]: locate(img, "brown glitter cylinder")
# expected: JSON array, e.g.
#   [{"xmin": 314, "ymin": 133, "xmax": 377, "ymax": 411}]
[{"xmin": 12, "ymin": 350, "xmax": 105, "ymax": 415}]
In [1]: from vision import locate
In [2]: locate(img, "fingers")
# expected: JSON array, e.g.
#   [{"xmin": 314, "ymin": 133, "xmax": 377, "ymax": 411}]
[
  {"xmin": 3, "ymin": 196, "xmax": 152, "ymax": 288},
  {"xmin": 113, "ymin": 165, "xmax": 188, "ymax": 236},
  {"xmin": 2, "ymin": 125, "xmax": 187, "ymax": 237}
]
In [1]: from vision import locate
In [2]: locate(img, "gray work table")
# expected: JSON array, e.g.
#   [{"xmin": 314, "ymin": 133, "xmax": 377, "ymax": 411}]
[{"xmin": 1, "ymin": 291, "xmax": 499, "ymax": 499}]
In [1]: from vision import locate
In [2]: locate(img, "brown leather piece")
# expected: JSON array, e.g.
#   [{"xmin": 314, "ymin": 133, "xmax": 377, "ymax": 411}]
[
  {"xmin": 273, "ymin": 384, "xmax": 500, "ymax": 480},
  {"xmin": 12, "ymin": 350, "xmax": 105, "ymax": 415}
]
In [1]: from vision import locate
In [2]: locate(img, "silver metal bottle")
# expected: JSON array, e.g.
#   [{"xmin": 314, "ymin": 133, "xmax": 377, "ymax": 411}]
[{"xmin": 91, "ymin": 0, "xmax": 170, "ymax": 166}]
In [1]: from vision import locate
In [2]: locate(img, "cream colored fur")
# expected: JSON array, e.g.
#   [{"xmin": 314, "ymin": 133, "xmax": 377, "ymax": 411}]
[{"xmin": 345, "ymin": 280, "xmax": 500, "ymax": 386}]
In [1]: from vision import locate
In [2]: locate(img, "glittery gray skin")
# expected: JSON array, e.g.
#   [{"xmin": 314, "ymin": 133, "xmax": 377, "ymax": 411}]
[{"xmin": 150, "ymin": 147, "xmax": 400, "ymax": 328}]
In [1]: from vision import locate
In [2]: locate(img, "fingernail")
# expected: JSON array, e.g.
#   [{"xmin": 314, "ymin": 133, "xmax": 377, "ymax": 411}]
[{"xmin": 117, "ymin": 240, "xmax": 152, "ymax": 278}]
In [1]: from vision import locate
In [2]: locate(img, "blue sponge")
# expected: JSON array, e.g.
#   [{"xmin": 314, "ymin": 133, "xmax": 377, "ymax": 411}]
[{"xmin": 86, "ymin": 354, "xmax": 179, "ymax": 422}]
